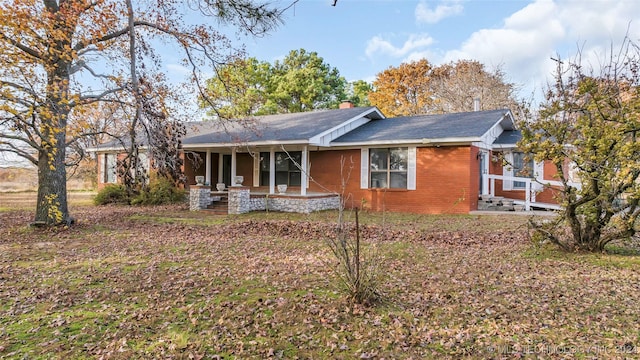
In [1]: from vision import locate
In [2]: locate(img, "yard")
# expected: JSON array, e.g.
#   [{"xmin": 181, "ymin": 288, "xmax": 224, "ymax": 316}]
[{"xmin": 1, "ymin": 192, "xmax": 639, "ymax": 359}]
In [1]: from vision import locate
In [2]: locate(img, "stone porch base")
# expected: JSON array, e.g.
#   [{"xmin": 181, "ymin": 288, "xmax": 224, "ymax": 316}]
[{"xmin": 190, "ymin": 185, "xmax": 340, "ymax": 214}]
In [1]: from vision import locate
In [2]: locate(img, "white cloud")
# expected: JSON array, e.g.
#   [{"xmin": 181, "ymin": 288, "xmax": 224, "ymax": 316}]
[
  {"xmin": 365, "ymin": 33, "xmax": 435, "ymax": 58},
  {"xmin": 440, "ymin": 0, "xmax": 640, "ymax": 101},
  {"xmin": 415, "ymin": 0, "xmax": 463, "ymax": 24},
  {"xmin": 361, "ymin": 0, "xmax": 640, "ymax": 102}
]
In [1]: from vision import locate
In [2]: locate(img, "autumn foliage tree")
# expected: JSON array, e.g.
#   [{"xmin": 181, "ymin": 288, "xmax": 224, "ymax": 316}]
[
  {"xmin": 520, "ymin": 38, "xmax": 640, "ymax": 252},
  {"xmin": 368, "ymin": 59, "xmax": 435, "ymax": 117},
  {"xmin": 0, "ymin": 0, "xmax": 292, "ymax": 225},
  {"xmin": 369, "ymin": 59, "xmax": 517, "ymax": 116}
]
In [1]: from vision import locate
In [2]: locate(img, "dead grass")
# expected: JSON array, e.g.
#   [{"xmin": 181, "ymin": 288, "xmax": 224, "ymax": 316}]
[{"xmin": 0, "ymin": 192, "xmax": 639, "ymax": 359}]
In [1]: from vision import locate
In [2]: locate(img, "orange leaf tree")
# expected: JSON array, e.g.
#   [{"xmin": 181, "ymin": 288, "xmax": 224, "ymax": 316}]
[
  {"xmin": 0, "ymin": 0, "xmax": 293, "ymax": 225},
  {"xmin": 369, "ymin": 59, "xmax": 435, "ymax": 117},
  {"xmin": 369, "ymin": 59, "xmax": 517, "ymax": 117}
]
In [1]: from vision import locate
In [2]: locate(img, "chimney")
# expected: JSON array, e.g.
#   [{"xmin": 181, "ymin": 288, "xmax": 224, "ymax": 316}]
[
  {"xmin": 339, "ymin": 101, "xmax": 354, "ymax": 109},
  {"xmin": 473, "ymin": 98, "xmax": 481, "ymax": 112}
]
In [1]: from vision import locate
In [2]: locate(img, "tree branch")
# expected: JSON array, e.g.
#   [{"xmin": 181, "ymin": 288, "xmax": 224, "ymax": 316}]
[
  {"xmin": 0, "ymin": 32, "xmax": 43, "ymax": 60},
  {"xmin": 0, "ymin": 140, "xmax": 39, "ymax": 165}
]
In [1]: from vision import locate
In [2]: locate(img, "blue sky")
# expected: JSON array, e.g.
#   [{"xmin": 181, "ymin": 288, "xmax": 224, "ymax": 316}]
[{"xmin": 212, "ymin": 0, "xmax": 640, "ymax": 102}]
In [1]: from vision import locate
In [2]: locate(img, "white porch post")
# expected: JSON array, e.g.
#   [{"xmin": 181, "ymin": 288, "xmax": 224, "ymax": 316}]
[
  {"xmin": 490, "ymin": 176, "xmax": 495, "ymax": 197},
  {"xmin": 481, "ymin": 151, "xmax": 489, "ymax": 195},
  {"xmin": 525, "ymin": 180, "xmax": 531, "ymax": 211},
  {"xmin": 269, "ymin": 148, "xmax": 275, "ymax": 194},
  {"xmin": 205, "ymin": 150, "xmax": 211, "ymax": 185},
  {"xmin": 217, "ymin": 153, "xmax": 223, "ymax": 184},
  {"xmin": 231, "ymin": 148, "xmax": 237, "ymax": 185},
  {"xmin": 301, "ymin": 145, "xmax": 308, "ymax": 195}
]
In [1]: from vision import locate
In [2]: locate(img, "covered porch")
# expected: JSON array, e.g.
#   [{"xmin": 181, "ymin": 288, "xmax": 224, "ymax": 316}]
[
  {"xmin": 185, "ymin": 145, "xmax": 315, "ymax": 196},
  {"xmin": 185, "ymin": 145, "xmax": 341, "ymax": 214}
]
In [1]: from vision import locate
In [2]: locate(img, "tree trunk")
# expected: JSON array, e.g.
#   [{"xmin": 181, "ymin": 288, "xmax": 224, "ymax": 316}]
[
  {"xmin": 35, "ymin": 140, "xmax": 70, "ymax": 225},
  {"xmin": 35, "ymin": 29, "xmax": 72, "ymax": 225}
]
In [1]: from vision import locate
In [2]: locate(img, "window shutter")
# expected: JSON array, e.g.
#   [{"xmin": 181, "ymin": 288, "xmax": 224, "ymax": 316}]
[
  {"xmin": 407, "ymin": 146, "xmax": 417, "ymax": 190},
  {"xmin": 360, "ymin": 148, "xmax": 369, "ymax": 189},
  {"xmin": 100, "ymin": 153, "xmax": 105, "ymax": 183},
  {"xmin": 253, "ymin": 154, "xmax": 260, "ymax": 187}
]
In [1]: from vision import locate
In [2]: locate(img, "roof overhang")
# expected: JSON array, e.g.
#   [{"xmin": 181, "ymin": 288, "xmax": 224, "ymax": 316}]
[
  {"xmin": 422, "ymin": 137, "xmax": 481, "ymax": 146},
  {"xmin": 330, "ymin": 139, "xmax": 423, "ymax": 147},
  {"xmin": 182, "ymin": 140, "xmax": 309, "ymax": 149}
]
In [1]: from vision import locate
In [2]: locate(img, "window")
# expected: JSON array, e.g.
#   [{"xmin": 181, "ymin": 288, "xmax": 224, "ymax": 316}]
[
  {"xmin": 260, "ymin": 152, "xmax": 302, "ymax": 186},
  {"xmin": 104, "ymin": 153, "xmax": 117, "ymax": 184},
  {"xmin": 512, "ymin": 152, "xmax": 533, "ymax": 189},
  {"xmin": 369, "ymin": 148, "xmax": 408, "ymax": 189}
]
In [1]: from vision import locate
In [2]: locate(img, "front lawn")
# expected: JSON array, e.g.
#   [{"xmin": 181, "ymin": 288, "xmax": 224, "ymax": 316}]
[{"xmin": 0, "ymin": 195, "xmax": 639, "ymax": 358}]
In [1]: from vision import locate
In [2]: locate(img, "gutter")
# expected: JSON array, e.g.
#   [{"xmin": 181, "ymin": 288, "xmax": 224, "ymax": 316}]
[{"xmin": 421, "ymin": 137, "xmax": 481, "ymax": 146}]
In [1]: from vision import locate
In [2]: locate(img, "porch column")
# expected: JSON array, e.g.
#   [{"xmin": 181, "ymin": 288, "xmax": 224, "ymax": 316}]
[
  {"xmin": 218, "ymin": 153, "xmax": 223, "ymax": 184},
  {"xmin": 301, "ymin": 145, "xmax": 308, "ymax": 195},
  {"xmin": 269, "ymin": 148, "xmax": 275, "ymax": 194},
  {"xmin": 231, "ymin": 147, "xmax": 237, "ymax": 185},
  {"xmin": 205, "ymin": 150, "xmax": 211, "ymax": 185}
]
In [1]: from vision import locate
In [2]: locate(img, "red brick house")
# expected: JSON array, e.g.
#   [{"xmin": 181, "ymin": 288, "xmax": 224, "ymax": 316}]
[{"xmin": 96, "ymin": 104, "xmax": 565, "ymax": 213}]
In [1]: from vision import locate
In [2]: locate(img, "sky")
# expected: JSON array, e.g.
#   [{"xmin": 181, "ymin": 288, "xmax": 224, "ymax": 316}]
[
  {"xmin": 209, "ymin": 0, "xmax": 640, "ymax": 103},
  {"xmin": 3, "ymin": 0, "xmax": 640, "ymax": 167}
]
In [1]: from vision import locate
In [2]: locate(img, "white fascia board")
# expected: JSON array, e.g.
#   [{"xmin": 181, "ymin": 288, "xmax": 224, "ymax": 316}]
[
  {"xmin": 330, "ymin": 137, "xmax": 479, "ymax": 148},
  {"xmin": 183, "ymin": 140, "xmax": 308, "ymax": 150},
  {"xmin": 422, "ymin": 137, "xmax": 481, "ymax": 145},
  {"xmin": 330, "ymin": 139, "xmax": 424, "ymax": 147},
  {"xmin": 308, "ymin": 108, "xmax": 384, "ymax": 146},
  {"xmin": 472, "ymin": 141, "xmax": 495, "ymax": 150},
  {"xmin": 491, "ymin": 143, "xmax": 518, "ymax": 150},
  {"xmin": 329, "ymin": 142, "xmax": 424, "ymax": 151}
]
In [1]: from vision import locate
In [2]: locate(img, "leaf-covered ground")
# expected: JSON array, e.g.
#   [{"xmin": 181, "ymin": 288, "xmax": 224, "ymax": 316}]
[{"xmin": 1, "ymin": 195, "xmax": 639, "ymax": 359}]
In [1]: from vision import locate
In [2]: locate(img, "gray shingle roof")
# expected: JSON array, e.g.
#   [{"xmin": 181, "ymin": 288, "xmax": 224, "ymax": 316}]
[
  {"xmin": 182, "ymin": 107, "xmax": 382, "ymax": 145},
  {"xmin": 331, "ymin": 109, "xmax": 513, "ymax": 144},
  {"xmin": 493, "ymin": 129, "xmax": 522, "ymax": 146}
]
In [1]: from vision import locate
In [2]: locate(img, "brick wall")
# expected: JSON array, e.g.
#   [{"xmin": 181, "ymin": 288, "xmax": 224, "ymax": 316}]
[
  {"xmin": 308, "ymin": 146, "xmax": 478, "ymax": 214},
  {"xmin": 236, "ymin": 153, "xmax": 254, "ymax": 186},
  {"xmin": 183, "ymin": 151, "xmax": 206, "ymax": 186}
]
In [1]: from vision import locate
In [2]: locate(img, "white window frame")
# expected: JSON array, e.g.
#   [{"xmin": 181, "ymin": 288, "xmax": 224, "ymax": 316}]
[
  {"xmin": 502, "ymin": 151, "xmax": 541, "ymax": 191},
  {"xmin": 361, "ymin": 146, "xmax": 416, "ymax": 190}
]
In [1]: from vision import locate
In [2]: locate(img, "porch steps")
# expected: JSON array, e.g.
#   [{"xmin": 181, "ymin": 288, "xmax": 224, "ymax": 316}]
[
  {"xmin": 477, "ymin": 196, "xmax": 517, "ymax": 212},
  {"xmin": 478, "ymin": 196, "xmax": 560, "ymax": 212},
  {"xmin": 205, "ymin": 194, "xmax": 228, "ymax": 215}
]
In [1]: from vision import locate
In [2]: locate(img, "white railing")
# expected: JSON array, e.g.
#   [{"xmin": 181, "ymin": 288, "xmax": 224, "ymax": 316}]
[{"xmin": 485, "ymin": 175, "xmax": 581, "ymax": 211}]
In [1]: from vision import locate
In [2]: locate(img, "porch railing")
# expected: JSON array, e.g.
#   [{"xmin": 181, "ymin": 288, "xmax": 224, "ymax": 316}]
[{"xmin": 486, "ymin": 175, "xmax": 581, "ymax": 211}]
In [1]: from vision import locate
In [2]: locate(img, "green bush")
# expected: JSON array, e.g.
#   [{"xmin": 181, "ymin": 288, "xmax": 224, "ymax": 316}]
[
  {"xmin": 94, "ymin": 184, "xmax": 129, "ymax": 205},
  {"xmin": 131, "ymin": 177, "xmax": 185, "ymax": 205}
]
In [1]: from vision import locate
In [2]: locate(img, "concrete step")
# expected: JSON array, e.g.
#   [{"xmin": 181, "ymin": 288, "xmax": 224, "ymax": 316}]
[{"xmin": 478, "ymin": 197, "xmax": 515, "ymax": 211}]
